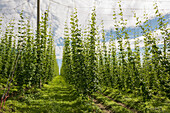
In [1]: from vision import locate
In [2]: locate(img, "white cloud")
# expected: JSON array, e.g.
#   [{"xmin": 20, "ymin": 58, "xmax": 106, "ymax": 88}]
[
  {"xmin": 0, "ymin": 0, "xmax": 169, "ymax": 61},
  {"xmin": 104, "ymin": 28, "xmax": 168, "ymax": 54},
  {"xmin": 56, "ymin": 46, "xmax": 63, "ymax": 59}
]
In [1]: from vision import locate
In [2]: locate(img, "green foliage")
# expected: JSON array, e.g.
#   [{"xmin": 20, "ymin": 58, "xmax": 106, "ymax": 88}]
[
  {"xmin": 101, "ymin": 87, "xmax": 170, "ymax": 113},
  {"xmin": 61, "ymin": 7, "xmax": 99, "ymax": 95},
  {"xmin": 61, "ymin": 1, "xmax": 169, "ymax": 112},
  {"xmin": 3, "ymin": 76, "xmax": 98, "ymax": 113},
  {"xmin": 0, "ymin": 11, "xmax": 59, "ymax": 98}
]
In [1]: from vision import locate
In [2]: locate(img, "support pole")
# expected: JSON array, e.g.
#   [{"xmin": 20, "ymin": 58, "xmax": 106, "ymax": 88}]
[
  {"xmin": 37, "ymin": 0, "xmax": 40, "ymax": 37},
  {"xmin": 37, "ymin": 0, "xmax": 41, "ymax": 88}
]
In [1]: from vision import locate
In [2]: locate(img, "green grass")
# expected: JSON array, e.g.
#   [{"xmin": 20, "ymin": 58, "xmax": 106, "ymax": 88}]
[
  {"xmin": 2, "ymin": 76, "xmax": 100, "ymax": 113},
  {"xmin": 92, "ymin": 93, "xmax": 132, "ymax": 113},
  {"xmin": 101, "ymin": 87, "xmax": 170, "ymax": 113}
]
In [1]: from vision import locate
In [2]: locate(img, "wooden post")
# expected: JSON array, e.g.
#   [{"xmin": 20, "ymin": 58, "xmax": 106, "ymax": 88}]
[{"xmin": 37, "ymin": 0, "xmax": 40, "ymax": 37}]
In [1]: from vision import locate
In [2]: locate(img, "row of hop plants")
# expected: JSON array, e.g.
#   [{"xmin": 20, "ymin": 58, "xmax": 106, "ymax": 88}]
[
  {"xmin": 0, "ymin": 11, "xmax": 59, "ymax": 97},
  {"xmin": 61, "ymin": 1, "xmax": 170, "ymax": 101}
]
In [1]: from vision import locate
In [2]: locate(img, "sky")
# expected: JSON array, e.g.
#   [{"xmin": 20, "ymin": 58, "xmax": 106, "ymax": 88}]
[{"xmin": 0, "ymin": 0, "xmax": 170, "ymax": 68}]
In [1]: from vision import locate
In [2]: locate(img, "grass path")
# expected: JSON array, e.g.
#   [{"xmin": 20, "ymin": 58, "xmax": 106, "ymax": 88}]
[
  {"xmin": 92, "ymin": 98, "xmax": 112, "ymax": 113},
  {"xmin": 2, "ymin": 76, "xmax": 170, "ymax": 113},
  {"xmin": 3, "ymin": 75, "xmax": 139, "ymax": 113},
  {"xmin": 4, "ymin": 76, "xmax": 95, "ymax": 113},
  {"xmin": 99, "ymin": 93, "xmax": 138, "ymax": 113}
]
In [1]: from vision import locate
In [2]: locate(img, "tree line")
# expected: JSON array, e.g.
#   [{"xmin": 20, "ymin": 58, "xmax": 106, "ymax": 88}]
[
  {"xmin": 0, "ymin": 11, "xmax": 59, "ymax": 96},
  {"xmin": 61, "ymin": 2, "xmax": 170, "ymax": 101}
]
